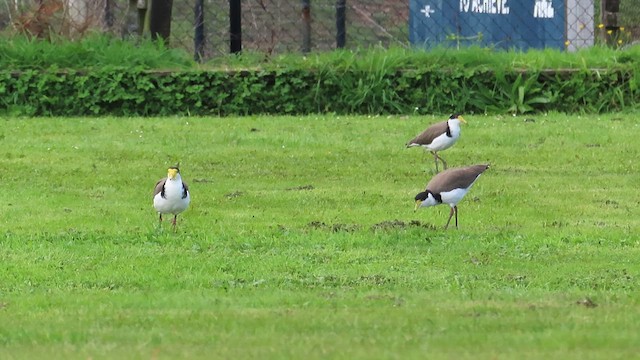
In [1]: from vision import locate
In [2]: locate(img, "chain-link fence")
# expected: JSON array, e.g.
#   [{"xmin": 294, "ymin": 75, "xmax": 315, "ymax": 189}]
[{"xmin": 1, "ymin": 0, "xmax": 639, "ymax": 61}]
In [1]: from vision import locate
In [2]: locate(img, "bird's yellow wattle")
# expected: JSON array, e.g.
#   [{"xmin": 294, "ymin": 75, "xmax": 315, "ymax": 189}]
[
  {"xmin": 414, "ymin": 200, "xmax": 422, "ymax": 211},
  {"xmin": 167, "ymin": 168, "xmax": 178, "ymax": 180},
  {"xmin": 458, "ymin": 116, "xmax": 467, "ymax": 124}
]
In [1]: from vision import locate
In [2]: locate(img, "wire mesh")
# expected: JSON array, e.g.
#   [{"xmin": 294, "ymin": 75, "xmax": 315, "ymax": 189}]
[{"xmin": 0, "ymin": 0, "xmax": 638, "ymax": 61}]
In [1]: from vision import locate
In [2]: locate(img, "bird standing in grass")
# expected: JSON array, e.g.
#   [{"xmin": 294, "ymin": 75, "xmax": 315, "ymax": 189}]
[
  {"xmin": 154, "ymin": 165, "xmax": 190, "ymax": 231},
  {"xmin": 406, "ymin": 114, "xmax": 467, "ymax": 172},
  {"xmin": 414, "ymin": 164, "xmax": 489, "ymax": 229}
]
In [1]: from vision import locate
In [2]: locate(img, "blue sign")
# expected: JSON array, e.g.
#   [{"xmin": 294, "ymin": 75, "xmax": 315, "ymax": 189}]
[{"xmin": 409, "ymin": 0, "xmax": 566, "ymax": 50}]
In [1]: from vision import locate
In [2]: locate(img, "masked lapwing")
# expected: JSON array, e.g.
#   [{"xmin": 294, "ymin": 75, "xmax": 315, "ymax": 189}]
[
  {"xmin": 414, "ymin": 164, "xmax": 489, "ymax": 229},
  {"xmin": 406, "ymin": 114, "xmax": 467, "ymax": 172},
  {"xmin": 153, "ymin": 165, "xmax": 190, "ymax": 231}
]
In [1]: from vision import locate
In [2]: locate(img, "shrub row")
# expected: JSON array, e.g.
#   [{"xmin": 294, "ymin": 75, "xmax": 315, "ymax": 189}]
[{"xmin": 1, "ymin": 66, "xmax": 638, "ymax": 116}]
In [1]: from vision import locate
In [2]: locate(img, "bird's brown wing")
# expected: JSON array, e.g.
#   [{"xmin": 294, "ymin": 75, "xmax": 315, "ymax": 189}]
[
  {"xmin": 153, "ymin": 178, "xmax": 167, "ymax": 197},
  {"xmin": 427, "ymin": 164, "xmax": 489, "ymax": 193},
  {"xmin": 407, "ymin": 121, "xmax": 449, "ymax": 146}
]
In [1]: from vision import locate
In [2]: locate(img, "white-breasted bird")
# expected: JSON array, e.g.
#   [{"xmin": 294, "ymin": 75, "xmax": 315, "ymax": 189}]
[
  {"xmin": 414, "ymin": 164, "xmax": 489, "ymax": 229},
  {"xmin": 406, "ymin": 114, "xmax": 467, "ymax": 172},
  {"xmin": 153, "ymin": 165, "xmax": 190, "ymax": 231}
]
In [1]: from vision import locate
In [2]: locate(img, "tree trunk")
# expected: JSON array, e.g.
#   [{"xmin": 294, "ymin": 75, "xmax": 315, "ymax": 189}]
[{"xmin": 66, "ymin": 0, "xmax": 111, "ymax": 36}]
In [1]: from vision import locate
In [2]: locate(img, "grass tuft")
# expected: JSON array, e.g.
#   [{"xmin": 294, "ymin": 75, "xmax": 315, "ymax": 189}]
[
  {"xmin": 3, "ymin": 34, "xmax": 638, "ymax": 72},
  {"xmin": 0, "ymin": 34, "xmax": 194, "ymax": 70}
]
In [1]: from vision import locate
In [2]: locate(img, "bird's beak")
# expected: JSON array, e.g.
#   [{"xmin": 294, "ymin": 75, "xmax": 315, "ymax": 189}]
[
  {"xmin": 414, "ymin": 200, "xmax": 422, "ymax": 212},
  {"xmin": 458, "ymin": 116, "xmax": 467, "ymax": 124}
]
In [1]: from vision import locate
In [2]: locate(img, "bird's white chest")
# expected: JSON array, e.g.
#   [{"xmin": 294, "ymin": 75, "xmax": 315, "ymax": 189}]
[
  {"xmin": 426, "ymin": 124, "xmax": 461, "ymax": 151},
  {"xmin": 440, "ymin": 188, "xmax": 469, "ymax": 206},
  {"xmin": 154, "ymin": 180, "xmax": 190, "ymax": 214}
]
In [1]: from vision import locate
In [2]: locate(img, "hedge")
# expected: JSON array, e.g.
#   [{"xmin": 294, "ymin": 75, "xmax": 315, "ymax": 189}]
[{"xmin": 1, "ymin": 66, "xmax": 638, "ymax": 116}]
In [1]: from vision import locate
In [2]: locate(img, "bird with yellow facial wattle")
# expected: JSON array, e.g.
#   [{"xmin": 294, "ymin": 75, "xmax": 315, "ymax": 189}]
[
  {"xmin": 406, "ymin": 114, "xmax": 467, "ymax": 172},
  {"xmin": 153, "ymin": 165, "xmax": 190, "ymax": 231}
]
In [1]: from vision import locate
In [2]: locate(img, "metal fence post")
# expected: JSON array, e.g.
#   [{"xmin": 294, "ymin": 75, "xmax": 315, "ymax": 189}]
[
  {"xmin": 230, "ymin": 0, "xmax": 242, "ymax": 53},
  {"xmin": 336, "ymin": 0, "xmax": 346, "ymax": 48},
  {"xmin": 150, "ymin": 0, "xmax": 173, "ymax": 41},
  {"xmin": 302, "ymin": 0, "xmax": 311, "ymax": 53},
  {"xmin": 194, "ymin": 0, "xmax": 205, "ymax": 61},
  {"xmin": 600, "ymin": 0, "xmax": 620, "ymax": 46}
]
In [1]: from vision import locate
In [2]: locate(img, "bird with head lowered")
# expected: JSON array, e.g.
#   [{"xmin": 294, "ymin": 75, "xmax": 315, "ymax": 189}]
[
  {"xmin": 406, "ymin": 114, "xmax": 467, "ymax": 172},
  {"xmin": 414, "ymin": 164, "xmax": 489, "ymax": 229},
  {"xmin": 154, "ymin": 164, "xmax": 190, "ymax": 231}
]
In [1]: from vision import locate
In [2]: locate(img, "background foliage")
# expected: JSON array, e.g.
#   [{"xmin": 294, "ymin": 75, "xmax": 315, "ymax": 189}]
[{"xmin": 2, "ymin": 0, "xmax": 639, "ymax": 59}]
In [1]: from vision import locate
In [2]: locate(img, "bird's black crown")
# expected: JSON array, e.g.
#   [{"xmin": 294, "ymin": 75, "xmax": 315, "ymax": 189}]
[
  {"xmin": 415, "ymin": 191, "xmax": 428, "ymax": 201},
  {"xmin": 449, "ymin": 113, "xmax": 462, "ymax": 119}
]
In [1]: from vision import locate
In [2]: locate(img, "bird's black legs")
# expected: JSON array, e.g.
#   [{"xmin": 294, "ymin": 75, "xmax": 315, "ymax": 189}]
[
  {"xmin": 454, "ymin": 206, "xmax": 458, "ymax": 228},
  {"xmin": 440, "ymin": 155, "xmax": 448, "ymax": 170},
  {"xmin": 157, "ymin": 213, "xmax": 179, "ymax": 232},
  {"xmin": 443, "ymin": 206, "xmax": 459, "ymax": 229},
  {"xmin": 430, "ymin": 151, "xmax": 448, "ymax": 172},
  {"xmin": 171, "ymin": 215, "xmax": 178, "ymax": 231},
  {"xmin": 444, "ymin": 207, "xmax": 455, "ymax": 229}
]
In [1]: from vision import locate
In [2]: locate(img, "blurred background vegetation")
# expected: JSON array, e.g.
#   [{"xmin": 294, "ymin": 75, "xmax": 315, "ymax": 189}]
[{"xmin": 0, "ymin": 0, "xmax": 638, "ymax": 62}]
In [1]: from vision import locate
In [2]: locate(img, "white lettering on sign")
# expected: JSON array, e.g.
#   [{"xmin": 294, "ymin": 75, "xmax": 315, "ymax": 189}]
[
  {"xmin": 533, "ymin": 0, "xmax": 554, "ymax": 18},
  {"xmin": 460, "ymin": 0, "xmax": 509, "ymax": 15},
  {"xmin": 420, "ymin": 4, "xmax": 435, "ymax": 17},
  {"xmin": 460, "ymin": 0, "xmax": 470, "ymax": 12}
]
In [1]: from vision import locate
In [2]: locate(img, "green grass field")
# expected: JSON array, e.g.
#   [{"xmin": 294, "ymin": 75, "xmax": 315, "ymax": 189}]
[{"xmin": 1, "ymin": 114, "xmax": 639, "ymax": 359}]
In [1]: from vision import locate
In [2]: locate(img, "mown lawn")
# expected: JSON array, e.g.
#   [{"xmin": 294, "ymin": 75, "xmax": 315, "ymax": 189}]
[{"xmin": 0, "ymin": 114, "xmax": 639, "ymax": 359}]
